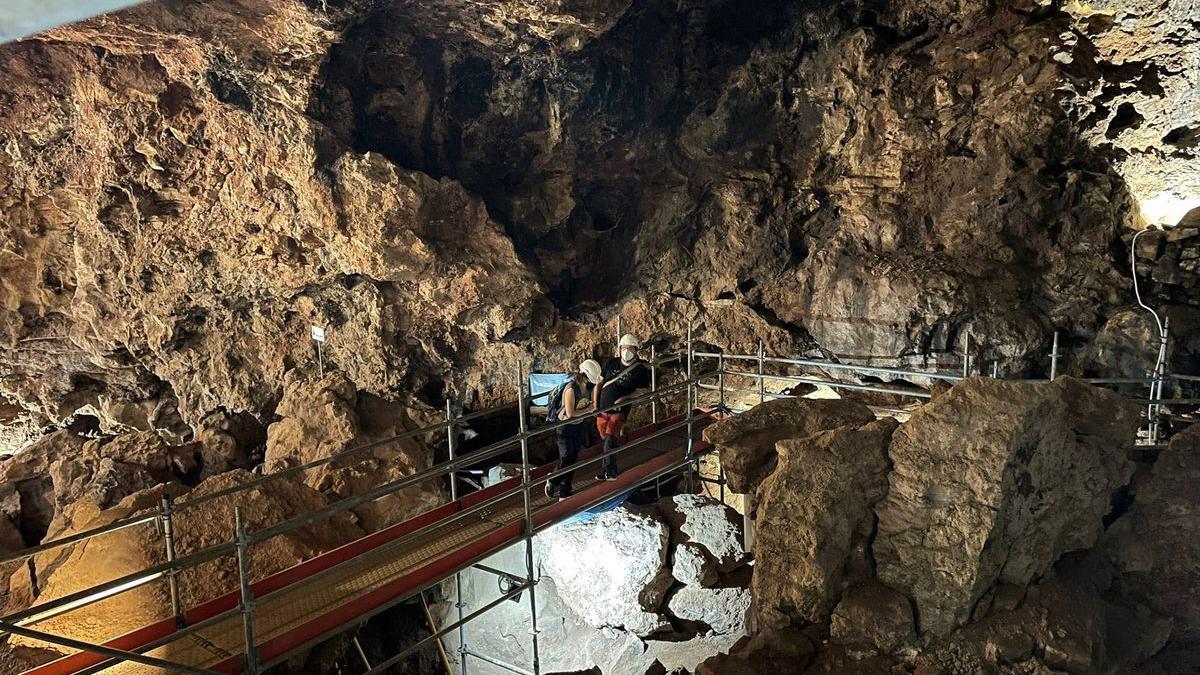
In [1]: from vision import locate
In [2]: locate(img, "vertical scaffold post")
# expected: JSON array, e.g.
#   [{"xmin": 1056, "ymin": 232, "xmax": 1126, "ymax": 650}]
[
  {"xmin": 685, "ymin": 322, "xmax": 697, "ymax": 493},
  {"xmin": 757, "ymin": 341, "xmax": 765, "ymax": 406},
  {"xmin": 515, "ymin": 366, "xmax": 541, "ymax": 675},
  {"xmin": 234, "ymin": 507, "xmax": 259, "ymax": 675},
  {"xmin": 446, "ymin": 399, "xmax": 468, "ymax": 675},
  {"xmin": 718, "ymin": 352, "xmax": 726, "ymax": 413},
  {"xmin": 650, "ymin": 344, "xmax": 658, "ymax": 425},
  {"xmin": 1149, "ymin": 319, "xmax": 1170, "ymax": 445},
  {"xmin": 1049, "ymin": 330, "xmax": 1060, "ymax": 381},
  {"xmin": 962, "ymin": 330, "xmax": 972, "ymax": 378},
  {"xmin": 616, "ymin": 315, "xmax": 623, "ymax": 357},
  {"xmin": 160, "ymin": 494, "xmax": 184, "ymax": 628}
]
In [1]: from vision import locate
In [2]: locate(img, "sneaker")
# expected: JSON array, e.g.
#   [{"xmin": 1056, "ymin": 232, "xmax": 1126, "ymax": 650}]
[
  {"xmin": 544, "ymin": 482, "xmax": 555, "ymax": 499},
  {"xmin": 595, "ymin": 471, "xmax": 617, "ymax": 482}
]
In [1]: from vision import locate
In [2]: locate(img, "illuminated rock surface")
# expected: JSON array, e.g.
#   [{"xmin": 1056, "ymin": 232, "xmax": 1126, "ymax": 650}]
[{"xmin": 753, "ymin": 419, "xmax": 896, "ymax": 628}]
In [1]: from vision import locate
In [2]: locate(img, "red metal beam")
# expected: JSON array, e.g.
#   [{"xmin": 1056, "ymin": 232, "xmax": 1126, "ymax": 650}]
[{"xmin": 23, "ymin": 413, "xmax": 709, "ymax": 675}]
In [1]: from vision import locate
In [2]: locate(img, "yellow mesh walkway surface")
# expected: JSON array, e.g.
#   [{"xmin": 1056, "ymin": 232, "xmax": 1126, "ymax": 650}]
[{"xmin": 92, "ymin": 426, "xmax": 700, "ymax": 674}]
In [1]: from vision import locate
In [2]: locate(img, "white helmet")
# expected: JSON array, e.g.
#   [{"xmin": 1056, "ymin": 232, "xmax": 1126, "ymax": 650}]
[
  {"xmin": 580, "ymin": 359, "xmax": 602, "ymax": 384},
  {"xmin": 618, "ymin": 334, "xmax": 641, "ymax": 349}
]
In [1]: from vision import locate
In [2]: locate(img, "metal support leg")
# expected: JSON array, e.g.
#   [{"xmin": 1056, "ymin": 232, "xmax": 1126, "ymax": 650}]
[
  {"xmin": 616, "ymin": 315, "xmax": 622, "ymax": 357},
  {"xmin": 718, "ymin": 353, "xmax": 725, "ymax": 412},
  {"xmin": 1049, "ymin": 330, "xmax": 1060, "ymax": 381},
  {"xmin": 160, "ymin": 494, "xmax": 184, "ymax": 628},
  {"xmin": 1149, "ymin": 319, "xmax": 1170, "ymax": 445},
  {"xmin": 446, "ymin": 400, "xmax": 468, "ymax": 675},
  {"xmin": 650, "ymin": 345, "xmax": 658, "ymax": 425},
  {"xmin": 685, "ymin": 322, "xmax": 695, "ymax": 493},
  {"xmin": 757, "ymin": 341, "xmax": 765, "ymax": 405},
  {"xmin": 515, "ymin": 367, "xmax": 541, "ymax": 675},
  {"xmin": 234, "ymin": 507, "xmax": 259, "ymax": 675},
  {"xmin": 962, "ymin": 330, "xmax": 972, "ymax": 378}
]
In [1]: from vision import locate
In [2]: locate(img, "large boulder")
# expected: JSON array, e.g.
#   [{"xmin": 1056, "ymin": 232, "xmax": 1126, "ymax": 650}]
[
  {"xmin": 536, "ymin": 505, "xmax": 673, "ymax": 636},
  {"xmin": 873, "ymin": 377, "xmax": 1139, "ymax": 636},
  {"xmin": 672, "ymin": 542, "xmax": 718, "ymax": 587},
  {"xmin": 694, "ymin": 627, "xmax": 816, "ymax": 675},
  {"xmin": 702, "ymin": 398, "xmax": 876, "ymax": 494},
  {"xmin": 659, "ymin": 494, "xmax": 747, "ymax": 573},
  {"xmin": 264, "ymin": 371, "xmax": 443, "ymax": 532},
  {"xmin": 0, "ymin": 429, "xmax": 195, "ymax": 544},
  {"xmin": 1103, "ymin": 425, "xmax": 1200, "ymax": 644},
  {"xmin": 753, "ymin": 419, "xmax": 897, "ymax": 628}
]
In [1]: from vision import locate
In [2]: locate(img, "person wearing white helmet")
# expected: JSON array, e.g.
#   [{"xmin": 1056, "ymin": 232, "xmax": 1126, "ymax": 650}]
[
  {"xmin": 593, "ymin": 334, "xmax": 651, "ymax": 480},
  {"xmin": 546, "ymin": 359, "xmax": 602, "ymax": 498}
]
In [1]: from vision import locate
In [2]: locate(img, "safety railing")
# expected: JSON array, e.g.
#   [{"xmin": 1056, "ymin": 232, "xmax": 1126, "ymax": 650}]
[
  {"xmin": 4, "ymin": 320, "xmax": 1193, "ymax": 675},
  {"xmin": 0, "ymin": 336, "xmax": 710, "ymax": 675}
]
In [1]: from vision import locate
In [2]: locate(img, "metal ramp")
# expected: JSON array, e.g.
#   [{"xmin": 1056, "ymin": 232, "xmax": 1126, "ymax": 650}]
[{"xmin": 18, "ymin": 417, "xmax": 713, "ymax": 675}]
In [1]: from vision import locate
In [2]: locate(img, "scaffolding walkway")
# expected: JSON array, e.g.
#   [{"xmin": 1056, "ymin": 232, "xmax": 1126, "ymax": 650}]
[
  {"xmin": 1, "ymin": 320, "xmax": 1190, "ymax": 675},
  {"xmin": 15, "ymin": 415, "xmax": 711, "ymax": 675}
]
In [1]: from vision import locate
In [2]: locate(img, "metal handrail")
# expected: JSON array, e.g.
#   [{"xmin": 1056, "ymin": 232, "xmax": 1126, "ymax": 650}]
[
  {"xmin": 693, "ymin": 350, "xmax": 963, "ymax": 382},
  {"xmin": 1, "ymin": 369, "xmax": 708, "ymax": 628},
  {"xmin": 710, "ymin": 370, "xmax": 933, "ymax": 399},
  {"xmin": 0, "ymin": 353, "xmax": 688, "ymax": 568}
]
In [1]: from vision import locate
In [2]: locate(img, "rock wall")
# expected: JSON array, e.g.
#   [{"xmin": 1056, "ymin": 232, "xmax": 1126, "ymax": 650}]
[{"xmin": 2, "ymin": 0, "xmax": 1191, "ymax": 450}]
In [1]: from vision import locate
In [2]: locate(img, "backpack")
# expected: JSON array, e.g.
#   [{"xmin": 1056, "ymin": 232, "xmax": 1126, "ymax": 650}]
[{"xmin": 545, "ymin": 380, "xmax": 574, "ymax": 424}]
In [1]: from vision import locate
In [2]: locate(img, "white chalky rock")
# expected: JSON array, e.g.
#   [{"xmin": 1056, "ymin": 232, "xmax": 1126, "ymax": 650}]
[
  {"xmin": 660, "ymin": 494, "xmax": 748, "ymax": 572},
  {"xmin": 673, "ymin": 542, "xmax": 719, "ymax": 587},
  {"xmin": 536, "ymin": 505, "xmax": 672, "ymax": 636},
  {"xmin": 667, "ymin": 585, "xmax": 752, "ymax": 635}
]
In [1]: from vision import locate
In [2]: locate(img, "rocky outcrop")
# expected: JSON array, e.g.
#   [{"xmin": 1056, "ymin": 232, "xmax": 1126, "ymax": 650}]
[
  {"xmin": 829, "ymin": 580, "xmax": 915, "ymax": 654},
  {"xmin": 1103, "ymin": 425, "xmax": 1200, "ymax": 644},
  {"xmin": 6, "ymin": 469, "xmax": 361, "ymax": 656},
  {"xmin": 672, "ymin": 542, "xmax": 718, "ymax": 587},
  {"xmin": 702, "ymin": 398, "xmax": 876, "ymax": 495},
  {"xmin": 263, "ymin": 371, "xmax": 443, "ymax": 532},
  {"xmin": 536, "ymin": 506, "xmax": 673, "ymax": 636},
  {"xmin": 753, "ymin": 419, "xmax": 897, "ymax": 628},
  {"xmin": 873, "ymin": 377, "xmax": 1140, "ymax": 636},
  {"xmin": 0, "ymin": 428, "xmax": 196, "ymax": 545}
]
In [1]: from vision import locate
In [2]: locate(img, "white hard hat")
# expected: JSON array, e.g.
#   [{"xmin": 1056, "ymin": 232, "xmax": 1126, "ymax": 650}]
[
  {"xmin": 618, "ymin": 334, "xmax": 641, "ymax": 349},
  {"xmin": 580, "ymin": 359, "xmax": 602, "ymax": 384}
]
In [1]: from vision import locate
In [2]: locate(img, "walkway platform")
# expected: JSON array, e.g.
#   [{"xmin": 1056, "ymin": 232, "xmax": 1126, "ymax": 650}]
[{"xmin": 23, "ymin": 414, "xmax": 714, "ymax": 675}]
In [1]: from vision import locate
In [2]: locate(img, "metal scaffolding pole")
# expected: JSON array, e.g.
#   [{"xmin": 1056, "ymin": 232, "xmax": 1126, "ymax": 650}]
[
  {"xmin": 685, "ymin": 322, "xmax": 696, "ymax": 492},
  {"xmin": 757, "ymin": 341, "xmax": 765, "ymax": 405},
  {"xmin": 718, "ymin": 352, "xmax": 726, "ymax": 412},
  {"xmin": 515, "ymin": 366, "xmax": 541, "ymax": 675},
  {"xmin": 650, "ymin": 345, "xmax": 658, "ymax": 424},
  {"xmin": 1049, "ymin": 330, "xmax": 1060, "ymax": 381},
  {"xmin": 159, "ymin": 494, "xmax": 184, "ymax": 628},
  {"xmin": 234, "ymin": 507, "xmax": 259, "ymax": 675},
  {"xmin": 446, "ymin": 399, "xmax": 468, "ymax": 675},
  {"xmin": 962, "ymin": 330, "xmax": 972, "ymax": 378}
]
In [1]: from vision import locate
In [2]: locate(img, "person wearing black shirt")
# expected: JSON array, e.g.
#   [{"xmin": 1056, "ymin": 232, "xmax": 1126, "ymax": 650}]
[
  {"xmin": 593, "ymin": 334, "xmax": 651, "ymax": 480},
  {"xmin": 546, "ymin": 360, "xmax": 602, "ymax": 498}
]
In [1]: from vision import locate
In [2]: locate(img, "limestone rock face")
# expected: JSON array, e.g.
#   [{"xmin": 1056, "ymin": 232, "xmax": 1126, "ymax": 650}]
[
  {"xmin": 694, "ymin": 627, "xmax": 816, "ymax": 675},
  {"xmin": 753, "ymin": 419, "xmax": 897, "ymax": 629},
  {"xmin": 0, "ymin": 0, "xmax": 1174, "ymax": 449},
  {"xmin": 536, "ymin": 505, "xmax": 673, "ymax": 636},
  {"xmin": 1103, "ymin": 425, "xmax": 1200, "ymax": 644},
  {"xmin": 873, "ymin": 377, "xmax": 1140, "ymax": 636},
  {"xmin": 264, "ymin": 371, "xmax": 444, "ymax": 532},
  {"xmin": 829, "ymin": 580, "xmax": 915, "ymax": 654},
  {"xmin": 659, "ymin": 494, "xmax": 747, "ymax": 573},
  {"xmin": 702, "ymin": 398, "xmax": 876, "ymax": 495}
]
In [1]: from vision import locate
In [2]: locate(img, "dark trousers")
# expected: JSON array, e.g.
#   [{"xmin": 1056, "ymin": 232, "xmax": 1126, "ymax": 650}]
[
  {"xmin": 549, "ymin": 424, "xmax": 586, "ymax": 496},
  {"xmin": 602, "ymin": 434, "xmax": 619, "ymax": 476}
]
